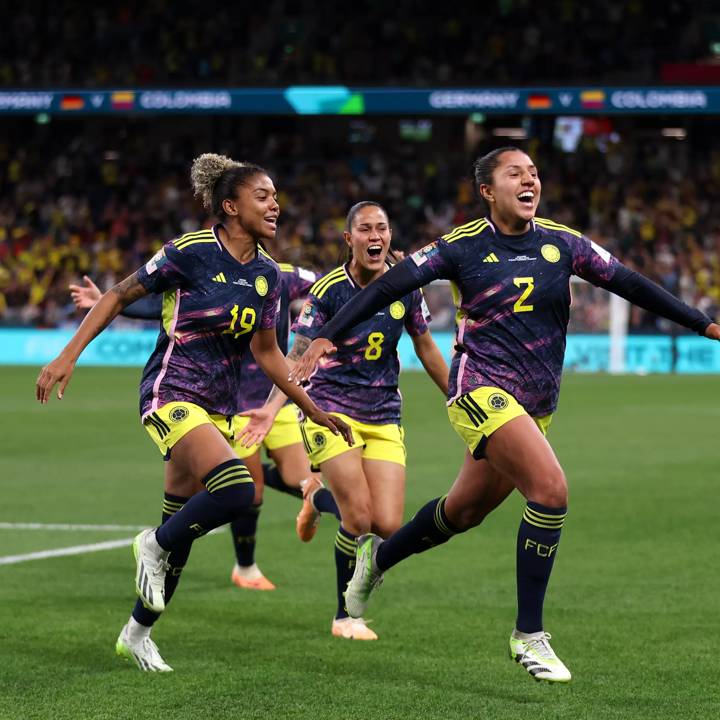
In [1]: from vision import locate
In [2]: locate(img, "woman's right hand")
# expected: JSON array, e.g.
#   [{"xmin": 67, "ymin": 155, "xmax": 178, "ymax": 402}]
[
  {"xmin": 288, "ymin": 338, "xmax": 337, "ymax": 384},
  {"xmin": 308, "ymin": 409, "xmax": 354, "ymax": 447},
  {"xmin": 35, "ymin": 355, "xmax": 76, "ymax": 403},
  {"xmin": 69, "ymin": 276, "xmax": 102, "ymax": 310}
]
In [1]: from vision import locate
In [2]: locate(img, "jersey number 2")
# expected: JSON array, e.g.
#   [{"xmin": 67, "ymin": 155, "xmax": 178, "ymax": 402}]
[
  {"xmin": 225, "ymin": 305, "xmax": 256, "ymax": 338},
  {"xmin": 513, "ymin": 277, "xmax": 535, "ymax": 312}
]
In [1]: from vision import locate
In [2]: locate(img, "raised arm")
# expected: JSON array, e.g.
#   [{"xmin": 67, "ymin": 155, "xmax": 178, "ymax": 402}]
[{"xmin": 36, "ymin": 272, "xmax": 149, "ymax": 403}]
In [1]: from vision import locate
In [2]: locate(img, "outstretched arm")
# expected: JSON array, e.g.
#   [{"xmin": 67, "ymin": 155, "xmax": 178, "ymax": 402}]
[
  {"xmin": 70, "ymin": 275, "xmax": 162, "ymax": 320},
  {"xmin": 290, "ymin": 258, "xmax": 435, "ymax": 383},
  {"xmin": 36, "ymin": 273, "xmax": 149, "ymax": 403},
  {"xmin": 250, "ymin": 329, "xmax": 353, "ymax": 446},
  {"xmin": 601, "ymin": 266, "xmax": 716, "ymax": 337}
]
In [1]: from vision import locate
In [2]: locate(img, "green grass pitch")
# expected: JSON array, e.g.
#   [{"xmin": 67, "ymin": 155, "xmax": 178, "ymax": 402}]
[{"xmin": 1, "ymin": 366, "xmax": 718, "ymax": 719}]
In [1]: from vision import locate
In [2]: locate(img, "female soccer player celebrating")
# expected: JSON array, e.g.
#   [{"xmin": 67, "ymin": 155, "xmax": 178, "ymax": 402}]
[
  {"xmin": 36, "ymin": 154, "xmax": 351, "ymax": 672},
  {"xmin": 244, "ymin": 201, "xmax": 449, "ymax": 640},
  {"xmin": 289, "ymin": 148, "xmax": 720, "ymax": 680}
]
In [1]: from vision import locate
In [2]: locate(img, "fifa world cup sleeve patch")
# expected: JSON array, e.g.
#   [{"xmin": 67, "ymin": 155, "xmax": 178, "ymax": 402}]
[
  {"xmin": 411, "ymin": 242, "xmax": 439, "ymax": 266},
  {"xmin": 144, "ymin": 248, "xmax": 167, "ymax": 275},
  {"xmin": 297, "ymin": 300, "xmax": 317, "ymax": 327}
]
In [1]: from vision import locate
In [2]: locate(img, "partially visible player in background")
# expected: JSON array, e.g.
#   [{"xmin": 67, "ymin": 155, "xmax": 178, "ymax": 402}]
[
  {"xmin": 242, "ymin": 201, "xmax": 449, "ymax": 640},
  {"xmin": 37, "ymin": 153, "xmax": 352, "ymax": 673},
  {"xmin": 69, "ymin": 266, "xmax": 341, "ymax": 592},
  {"xmin": 289, "ymin": 147, "xmax": 720, "ymax": 681}
]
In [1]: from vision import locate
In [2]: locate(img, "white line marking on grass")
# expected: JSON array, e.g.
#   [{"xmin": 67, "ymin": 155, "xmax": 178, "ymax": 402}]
[
  {"xmin": 0, "ymin": 522, "xmax": 147, "ymax": 532},
  {"xmin": 0, "ymin": 538, "xmax": 134, "ymax": 566}
]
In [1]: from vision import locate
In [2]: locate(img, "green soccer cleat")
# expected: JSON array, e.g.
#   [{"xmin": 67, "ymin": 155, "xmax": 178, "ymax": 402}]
[
  {"xmin": 116, "ymin": 622, "xmax": 173, "ymax": 672},
  {"xmin": 133, "ymin": 529, "xmax": 170, "ymax": 614},
  {"xmin": 509, "ymin": 630, "xmax": 572, "ymax": 683},
  {"xmin": 344, "ymin": 533, "xmax": 384, "ymax": 618}
]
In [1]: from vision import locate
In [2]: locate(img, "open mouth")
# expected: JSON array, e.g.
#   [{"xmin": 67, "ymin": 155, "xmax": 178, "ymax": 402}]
[
  {"xmin": 264, "ymin": 216, "xmax": 278, "ymax": 227},
  {"xmin": 367, "ymin": 244, "xmax": 383, "ymax": 258},
  {"xmin": 517, "ymin": 192, "xmax": 534, "ymax": 207}
]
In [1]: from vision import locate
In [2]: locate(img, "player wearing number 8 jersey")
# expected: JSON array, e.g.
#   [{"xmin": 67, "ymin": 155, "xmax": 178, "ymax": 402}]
[
  {"xmin": 290, "ymin": 147, "xmax": 720, "ymax": 681},
  {"xmin": 245, "ymin": 201, "xmax": 449, "ymax": 640}
]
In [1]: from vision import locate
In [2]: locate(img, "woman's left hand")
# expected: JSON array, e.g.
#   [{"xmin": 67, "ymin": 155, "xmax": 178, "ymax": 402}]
[
  {"xmin": 236, "ymin": 406, "xmax": 276, "ymax": 448},
  {"xmin": 704, "ymin": 323, "xmax": 720, "ymax": 340}
]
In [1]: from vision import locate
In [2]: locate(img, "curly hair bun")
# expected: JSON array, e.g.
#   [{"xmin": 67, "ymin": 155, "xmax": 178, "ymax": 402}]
[{"xmin": 190, "ymin": 153, "xmax": 241, "ymax": 211}]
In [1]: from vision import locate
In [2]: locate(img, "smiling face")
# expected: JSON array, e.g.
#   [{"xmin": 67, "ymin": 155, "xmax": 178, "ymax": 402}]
[
  {"xmin": 344, "ymin": 204, "xmax": 392, "ymax": 273},
  {"xmin": 222, "ymin": 173, "xmax": 280, "ymax": 240},
  {"xmin": 478, "ymin": 150, "xmax": 541, "ymax": 233}
]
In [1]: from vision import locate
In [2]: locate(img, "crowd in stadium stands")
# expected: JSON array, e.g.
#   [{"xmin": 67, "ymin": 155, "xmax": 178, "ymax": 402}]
[
  {"xmin": 1, "ymin": 115, "xmax": 719, "ymax": 334},
  {"xmin": 0, "ymin": 0, "xmax": 710, "ymax": 88}
]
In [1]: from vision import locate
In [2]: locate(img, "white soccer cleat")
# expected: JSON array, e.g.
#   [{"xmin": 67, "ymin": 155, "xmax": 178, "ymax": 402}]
[
  {"xmin": 116, "ymin": 622, "xmax": 173, "ymax": 672},
  {"xmin": 509, "ymin": 630, "xmax": 572, "ymax": 683},
  {"xmin": 344, "ymin": 533, "xmax": 384, "ymax": 618},
  {"xmin": 331, "ymin": 616, "xmax": 378, "ymax": 641},
  {"xmin": 133, "ymin": 529, "xmax": 170, "ymax": 613}
]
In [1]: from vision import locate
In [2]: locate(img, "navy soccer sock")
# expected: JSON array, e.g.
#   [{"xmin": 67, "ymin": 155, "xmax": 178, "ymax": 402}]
[
  {"xmin": 334, "ymin": 526, "xmax": 357, "ymax": 619},
  {"xmin": 132, "ymin": 493, "xmax": 192, "ymax": 627},
  {"xmin": 515, "ymin": 501, "xmax": 566, "ymax": 633},
  {"xmin": 230, "ymin": 502, "xmax": 262, "ymax": 567},
  {"xmin": 376, "ymin": 496, "xmax": 463, "ymax": 572},
  {"xmin": 155, "ymin": 459, "xmax": 255, "ymax": 550},
  {"xmin": 312, "ymin": 487, "xmax": 341, "ymax": 520},
  {"xmin": 262, "ymin": 463, "xmax": 303, "ymax": 500}
]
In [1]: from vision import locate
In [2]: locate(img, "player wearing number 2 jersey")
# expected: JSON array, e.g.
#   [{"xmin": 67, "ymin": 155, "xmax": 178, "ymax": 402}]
[
  {"xmin": 290, "ymin": 147, "xmax": 720, "ymax": 681},
  {"xmin": 245, "ymin": 201, "xmax": 449, "ymax": 640}
]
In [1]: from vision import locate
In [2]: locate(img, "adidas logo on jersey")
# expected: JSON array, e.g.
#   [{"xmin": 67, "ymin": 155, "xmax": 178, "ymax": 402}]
[
  {"xmin": 482, "ymin": 253, "xmax": 500, "ymax": 263},
  {"xmin": 212, "ymin": 273, "xmax": 227, "ymax": 283}
]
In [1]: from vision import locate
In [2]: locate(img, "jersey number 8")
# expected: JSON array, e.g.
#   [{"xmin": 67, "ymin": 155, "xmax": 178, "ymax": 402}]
[{"xmin": 364, "ymin": 332, "xmax": 385, "ymax": 360}]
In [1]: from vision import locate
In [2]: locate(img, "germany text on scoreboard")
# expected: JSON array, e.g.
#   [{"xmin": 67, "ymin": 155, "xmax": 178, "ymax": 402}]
[{"xmin": 0, "ymin": 87, "xmax": 717, "ymax": 115}]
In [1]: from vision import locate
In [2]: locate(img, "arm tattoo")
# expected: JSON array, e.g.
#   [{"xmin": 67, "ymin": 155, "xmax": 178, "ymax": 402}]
[
  {"xmin": 287, "ymin": 335, "xmax": 311, "ymax": 361},
  {"xmin": 110, "ymin": 272, "xmax": 148, "ymax": 307},
  {"xmin": 266, "ymin": 335, "xmax": 312, "ymax": 405}
]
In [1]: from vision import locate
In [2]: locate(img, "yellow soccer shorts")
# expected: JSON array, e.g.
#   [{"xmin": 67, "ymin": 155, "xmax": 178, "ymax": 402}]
[
  {"xmin": 232, "ymin": 403, "xmax": 304, "ymax": 459},
  {"xmin": 300, "ymin": 412, "xmax": 406, "ymax": 468},
  {"xmin": 447, "ymin": 386, "xmax": 553, "ymax": 460},
  {"xmin": 143, "ymin": 401, "xmax": 237, "ymax": 459}
]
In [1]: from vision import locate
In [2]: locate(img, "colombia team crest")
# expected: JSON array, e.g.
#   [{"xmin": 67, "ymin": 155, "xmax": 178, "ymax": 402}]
[
  {"xmin": 255, "ymin": 275, "xmax": 268, "ymax": 296},
  {"xmin": 541, "ymin": 244, "xmax": 561, "ymax": 263},
  {"xmin": 389, "ymin": 301, "xmax": 406, "ymax": 320},
  {"xmin": 169, "ymin": 406, "xmax": 190, "ymax": 422}
]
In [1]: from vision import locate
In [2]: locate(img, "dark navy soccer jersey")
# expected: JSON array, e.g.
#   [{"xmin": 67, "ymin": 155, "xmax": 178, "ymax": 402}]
[
  {"xmin": 238, "ymin": 263, "xmax": 319, "ymax": 412},
  {"xmin": 136, "ymin": 225, "xmax": 281, "ymax": 418},
  {"xmin": 292, "ymin": 263, "xmax": 430, "ymax": 424},
  {"xmin": 406, "ymin": 216, "xmax": 620, "ymax": 417}
]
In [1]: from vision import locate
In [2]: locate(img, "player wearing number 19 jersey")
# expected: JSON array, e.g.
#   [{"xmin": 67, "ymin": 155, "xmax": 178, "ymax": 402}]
[{"xmin": 298, "ymin": 148, "xmax": 718, "ymax": 681}]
